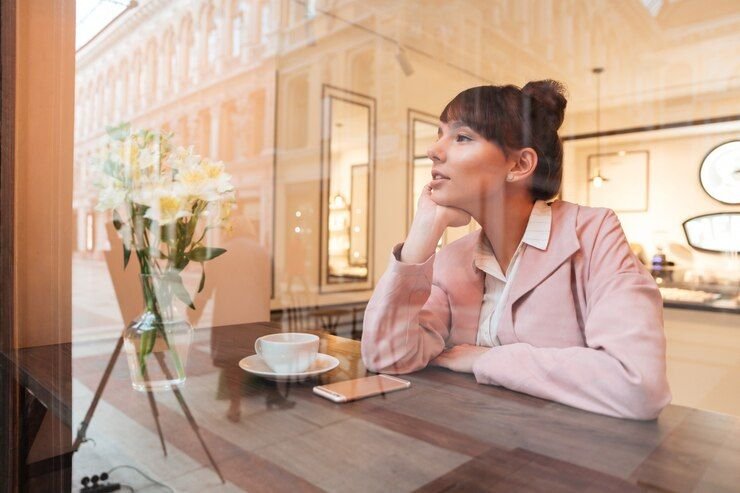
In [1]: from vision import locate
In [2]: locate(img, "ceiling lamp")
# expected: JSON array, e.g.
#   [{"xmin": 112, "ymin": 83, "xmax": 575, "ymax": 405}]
[{"xmin": 589, "ymin": 67, "xmax": 609, "ymax": 188}]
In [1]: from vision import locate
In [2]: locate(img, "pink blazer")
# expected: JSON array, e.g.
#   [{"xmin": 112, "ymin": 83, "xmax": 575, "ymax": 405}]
[{"xmin": 362, "ymin": 201, "xmax": 671, "ymax": 419}]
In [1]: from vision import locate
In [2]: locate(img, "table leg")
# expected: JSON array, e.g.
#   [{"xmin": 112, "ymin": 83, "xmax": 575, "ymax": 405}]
[
  {"xmin": 154, "ymin": 353, "xmax": 226, "ymax": 484},
  {"xmin": 73, "ymin": 335, "xmax": 168, "ymax": 459},
  {"xmin": 73, "ymin": 336, "xmax": 124, "ymax": 452},
  {"xmin": 142, "ymin": 370, "xmax": 168, "ymax": 457}
]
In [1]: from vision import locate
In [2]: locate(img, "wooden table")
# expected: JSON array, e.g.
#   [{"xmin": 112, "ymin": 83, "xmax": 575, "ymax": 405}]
[{"xmin": 15, "ymin": 321, "xmax": 740, "ymax": 492}]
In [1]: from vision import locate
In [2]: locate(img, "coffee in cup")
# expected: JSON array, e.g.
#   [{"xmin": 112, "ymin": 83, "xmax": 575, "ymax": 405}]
[{"xmin": 254, "ymin": 333, "xmax": 319, "ymax": 373}]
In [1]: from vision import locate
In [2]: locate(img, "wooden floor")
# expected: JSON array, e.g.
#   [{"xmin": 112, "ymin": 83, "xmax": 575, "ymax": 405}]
[{"xmin": 664, "ymin": 308, "xmax": 740, "ymax": 417}]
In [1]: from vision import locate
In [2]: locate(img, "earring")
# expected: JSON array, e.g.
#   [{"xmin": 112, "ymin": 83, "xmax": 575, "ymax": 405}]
[{"xmin": 506, "ymin": 173, "xmax": 514, "ymax": 182}]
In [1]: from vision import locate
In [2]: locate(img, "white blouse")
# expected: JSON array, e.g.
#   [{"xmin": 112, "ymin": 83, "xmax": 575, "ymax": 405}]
[{"xmin": 474, "ymin": 200, "xmax": 552, "ymax": 347}]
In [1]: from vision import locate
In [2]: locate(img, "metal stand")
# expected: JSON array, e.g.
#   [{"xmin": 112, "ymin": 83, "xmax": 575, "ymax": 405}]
[{"xmin": 73, "ymin": 335, "xmax": 225, "ymax": 484}]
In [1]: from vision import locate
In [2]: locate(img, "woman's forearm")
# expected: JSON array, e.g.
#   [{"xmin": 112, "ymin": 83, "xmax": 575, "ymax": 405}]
[{"xmin": 400, "ymin": 214, "xmax": 446, "ymax": 263}]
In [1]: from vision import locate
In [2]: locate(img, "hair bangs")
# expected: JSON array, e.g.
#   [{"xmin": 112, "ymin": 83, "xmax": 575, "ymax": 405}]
[{"xmin": 439, "ymin": 87, "xmax": 509, "ymax": 151}]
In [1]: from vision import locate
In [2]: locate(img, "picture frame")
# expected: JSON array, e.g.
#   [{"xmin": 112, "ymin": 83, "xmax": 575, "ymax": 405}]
[{"xmin": 587, "ymin": 150, "xmax": 649, "ymax": 212}]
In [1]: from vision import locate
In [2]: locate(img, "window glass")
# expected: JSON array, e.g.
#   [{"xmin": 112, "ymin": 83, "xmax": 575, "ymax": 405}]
[{"xmin": 12, "ymin": 1, "xmax": 740, "ymax": 489}]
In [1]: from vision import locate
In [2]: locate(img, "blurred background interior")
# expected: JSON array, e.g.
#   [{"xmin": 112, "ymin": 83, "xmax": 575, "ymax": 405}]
[{"xmin": 6, "ymin": 0, "xmax": 739, "ymax": 490}]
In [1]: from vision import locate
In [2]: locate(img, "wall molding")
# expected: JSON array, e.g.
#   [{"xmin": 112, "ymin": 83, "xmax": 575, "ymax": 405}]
[{"xmin": 563, "ymin": 114, "xmax": 740, "ymax": 141}]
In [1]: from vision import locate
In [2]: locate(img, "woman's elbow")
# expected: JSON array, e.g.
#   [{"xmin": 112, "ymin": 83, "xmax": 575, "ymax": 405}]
[
  {"xmin": 361, "ymin": 347, "xmax": 393, "ymax": 374},
  {"xmin": 622, "ymin": 375, "xmax": 672, "ymax": 420},
  {"xmin": 360, "ymin": 341, "xmax": 426, "ymax": 375}
]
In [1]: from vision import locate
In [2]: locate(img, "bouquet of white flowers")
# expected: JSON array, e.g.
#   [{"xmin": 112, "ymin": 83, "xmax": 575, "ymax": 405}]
[{"xmin": 93, "ymin": 122, "xmax": 236, "ymax": 390}]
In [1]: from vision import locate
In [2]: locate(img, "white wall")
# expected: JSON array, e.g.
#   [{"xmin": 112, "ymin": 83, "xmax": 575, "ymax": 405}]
[{"xmin": 563, "ymin": 124, "xmax": 740, "ymax": 279}]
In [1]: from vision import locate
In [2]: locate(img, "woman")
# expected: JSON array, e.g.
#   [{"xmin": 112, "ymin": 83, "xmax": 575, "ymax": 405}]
[{"xmin": 361, "ymin": 81, "xmax": 671, "ymax": 420}]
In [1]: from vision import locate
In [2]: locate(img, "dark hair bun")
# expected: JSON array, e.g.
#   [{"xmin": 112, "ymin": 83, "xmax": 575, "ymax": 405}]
[{"xmin": 522, "ymin": 79, "xmax": 568, "ymax": 131}]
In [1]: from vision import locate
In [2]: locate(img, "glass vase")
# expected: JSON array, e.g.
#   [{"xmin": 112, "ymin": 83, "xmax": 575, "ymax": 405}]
[{"xmin": 123, "ymin": 273, "xmax": 194, "ymax": 392}]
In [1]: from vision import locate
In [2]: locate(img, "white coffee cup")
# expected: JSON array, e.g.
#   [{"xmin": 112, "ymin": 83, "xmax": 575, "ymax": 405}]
[{"xmin": 254, "ymin": 333, "xmax": 319, "ymax": 374}]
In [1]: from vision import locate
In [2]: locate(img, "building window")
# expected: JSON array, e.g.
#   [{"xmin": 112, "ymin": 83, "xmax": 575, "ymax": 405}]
[
  {"xmin": 260, "ymin": 3, "xmax": 271, "ymax": 44},
  {"xmin": 207, "ymin": 11, "xmax": 219, "ymax": 67},
  {"xmin": 85, "ymin": 213, "xmax": 94, "ymax": 251},
  {"xmin": 306, "ymin": 0, "xmax": 317, "ymax": 19},
  {"xmin": 231, "ymin": 1, "xmax": 244, "ymax": 58}
]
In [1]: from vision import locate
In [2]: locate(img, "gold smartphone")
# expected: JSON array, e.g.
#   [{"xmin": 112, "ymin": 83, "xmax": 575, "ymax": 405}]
[{"xmin": 313, "ymin": 374, "xmax": 411, "ymax": 403}]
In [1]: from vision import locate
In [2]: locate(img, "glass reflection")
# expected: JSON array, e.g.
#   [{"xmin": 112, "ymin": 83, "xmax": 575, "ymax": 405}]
[{"xmin": 9, "ymin": 0, "xmax": 734, "ymax": 489}]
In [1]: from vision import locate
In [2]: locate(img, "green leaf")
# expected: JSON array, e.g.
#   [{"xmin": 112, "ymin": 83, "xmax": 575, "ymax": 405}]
[
  {"xmin": 174, "ymin": 254, "xmax": 190, "ymax": 270},
  {"xmin": 185, "ymin": 217, "xmax": 198, "ymax": 245},
  {"xmin": 112, "ymin": 209, "xmax": 124, "ymax": 230},
  {"xmin": 118, "ymin": 224, "xmax": 133, "ymax": 256},
  {"xmin": 188, "ymin": 247, "xmax": 226, "ymax": 262},
  {"xmin": 102, "ymin": 159, "xmax": 119, "ymax": 177},
  {"xmin": 197, "ymin": 263, "xmax": 206, "ymax": 293},
  {"xmin": 123, "ymin": 245, "xmax": 131, "ymax": 269},
  {"xmin": 106, "ymin": 122, "xmax": 131, "ymax": 141},
  {"xmin": 165, "ymin": 272, "xmax": 195, "ymax": 310},
  {"xmin": 117, "ymin": 225, "xmax": 133, "ymax": 267},
  {"xmin": 161, "ymin": 223, "xmax": 176, "ymax": 242}
]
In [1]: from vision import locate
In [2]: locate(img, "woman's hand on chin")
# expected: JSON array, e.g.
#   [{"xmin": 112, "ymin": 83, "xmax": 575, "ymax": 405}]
[
  {"xmin": 419, "ymin": 183, "xmax": 471, "ymax": 229},
  {"xmin": 430, "ymin": 344, "xmax": 489, "ymax": 373},
  {"xmin": 401, "ymin": 184, "xmax": 470, "ymax": 263}
]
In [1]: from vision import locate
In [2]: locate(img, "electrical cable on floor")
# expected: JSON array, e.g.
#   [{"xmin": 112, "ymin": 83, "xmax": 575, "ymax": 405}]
[{"xmin": 107, "ymin": 465, "xmax": 175, "ymax": 492}]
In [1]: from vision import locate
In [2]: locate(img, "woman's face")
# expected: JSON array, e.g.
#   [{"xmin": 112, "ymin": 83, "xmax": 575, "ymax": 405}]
[{"xmin": 426, "ymin": 120, "xmax": 511, "ymax": 212}]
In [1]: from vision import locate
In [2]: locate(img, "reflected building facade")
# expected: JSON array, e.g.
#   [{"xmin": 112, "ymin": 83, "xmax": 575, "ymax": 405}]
[{"xmin": 75, "ymin": 0, "xmax": 278, "ymax": 256}]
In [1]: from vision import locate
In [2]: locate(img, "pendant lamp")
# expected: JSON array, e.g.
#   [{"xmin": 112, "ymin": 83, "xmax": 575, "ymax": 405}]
[{"xmin": 589, "ymin": 67, "xmax": 609, "ymax": 187}]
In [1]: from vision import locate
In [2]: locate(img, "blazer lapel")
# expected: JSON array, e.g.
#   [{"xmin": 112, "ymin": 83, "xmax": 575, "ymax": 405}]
[
  {"xmin": 496, "ymin": 202, "xmax": 580, "ymax": 344},
  {"xmin": 509, "ymin": 202, "xmax": 580, "ymax": 305}
]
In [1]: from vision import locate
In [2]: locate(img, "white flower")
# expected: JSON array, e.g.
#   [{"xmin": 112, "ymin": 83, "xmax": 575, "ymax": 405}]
[
  {"xmin": 166, "ymin": 146, "xmax": 200, "ymax": 172},
  {"xmin": 164, "ymin": 146, "xmax": 186, "ymax": 170},
  {"xmin": 177, "ymin": 165, "xmax": 215, "ymax": 200},
  {"xmin": 143, "ymin": 185, "xmax": 192, "ymax": 225},
  {"xmin": 176, "ymin": 158, "xmax": 236, "ymax": 202},
  {"xmin": 138, "ymin": 148, "xmax": 155, "ymax": 170},
  {"xmin": 95, "ymin": 185, "xmax": 128, "ymax": 211},
  {"xmin": 203, "ymin": 160, "xmax": 235, "ymax": 195},
  {"xmin": 91, "ymin": 125, "xmax": 236, "ymax": 250},
  {"xmin": 130, "ymin": 174, "xmax": 163, "ymax": 206},
  {"xmin": 216, "ymin": 172, "xmax": 234, "ymax": 194}
]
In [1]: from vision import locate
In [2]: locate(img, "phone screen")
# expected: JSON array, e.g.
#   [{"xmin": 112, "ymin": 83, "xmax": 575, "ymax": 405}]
[{"xmin": 313, "ymin": 375, "xmax": 411, "ymax": 403}]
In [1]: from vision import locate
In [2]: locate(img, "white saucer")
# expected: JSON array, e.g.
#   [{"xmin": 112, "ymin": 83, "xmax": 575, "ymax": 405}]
[{"xmin": 238, "ymin": 353, "xmax": 340, "ymax": 381}]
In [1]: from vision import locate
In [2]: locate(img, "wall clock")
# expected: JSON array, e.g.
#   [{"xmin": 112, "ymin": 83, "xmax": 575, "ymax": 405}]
[{"xmin": 699, "ymin": 140, "xmax": 740, "ymax": 204}]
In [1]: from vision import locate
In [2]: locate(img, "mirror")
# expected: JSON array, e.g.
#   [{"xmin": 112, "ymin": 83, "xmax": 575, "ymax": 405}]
[
  {"xmin": 683, "ymin": 213, "xmax": 740, "ymax": 254},
  {"xmin": 699, "ymin": 140, "xmax": 740, "ymax": 205},
  {"xmin": 321, "ymin": 86, "xmax": 375, "ymax": 291}
]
